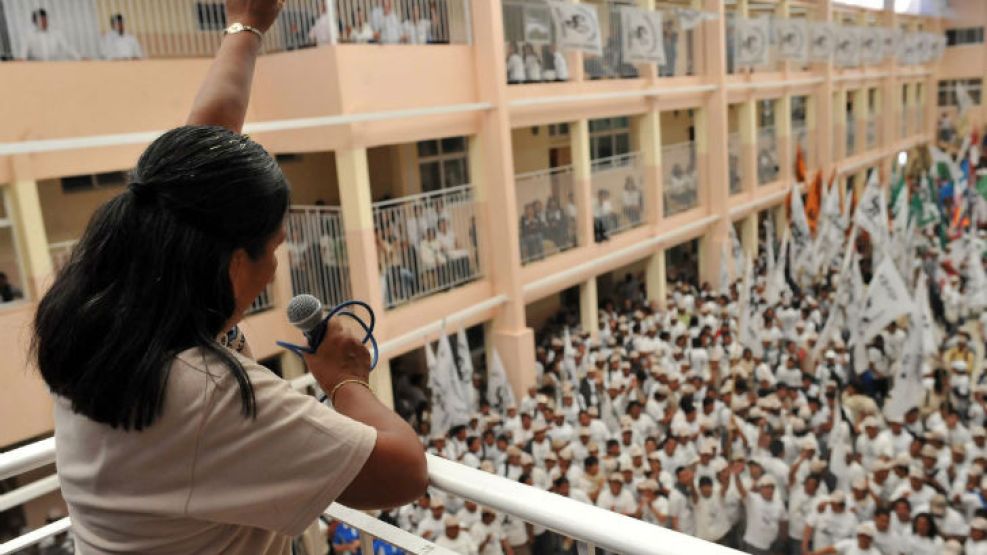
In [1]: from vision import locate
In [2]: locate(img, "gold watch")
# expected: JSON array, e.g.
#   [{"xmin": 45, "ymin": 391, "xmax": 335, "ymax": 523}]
[{"xmin": 224, "ymin": 22, "xmax": 264, "ymax": 40}]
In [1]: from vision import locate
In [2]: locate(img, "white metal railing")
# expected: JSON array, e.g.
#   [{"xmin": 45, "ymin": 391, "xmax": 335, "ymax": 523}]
[
  {"xmin": 756, "ymin": 126, "xmax": 779, "ymax": 185},
  {"xmin": 516, "ymin": 165, "xmax": 577, "ymax": 265},
  {"xmin": 334, "ymin": 0, "xmax": 471, "ymax": 45},
  {"xmin": 591, "ymin": 152, "xmax": 645, "ymax": 237},
  {"xmin": 0, "ymin": 0, "xmax": 470, "ymax": 61},
  {"xmin": 47, "ymin": 240, "xmax": 78, "ymax": 274},
  {"xmin": 728, "ymin": 131, "xmax": 742, "ymax": 194},
  {"xmin": 0, "ymin": 438, "xmax": 741, "ymax": 555},
  {"xmin": 286, "ymin": 206, "xmax": 352, "ymax": 309},
  {"xmin": 662, "ymin": 141, "xmax": 698, "ymax": 216},
  {"xmin": 372, "ymin": 185, "xmax": 480, "ymax": 309}
]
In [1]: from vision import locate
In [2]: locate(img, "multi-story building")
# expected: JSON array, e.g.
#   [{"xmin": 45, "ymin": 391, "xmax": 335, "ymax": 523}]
[{"xmin": 0, "ymin": 0, "xmax": 982, "ymax": 532}]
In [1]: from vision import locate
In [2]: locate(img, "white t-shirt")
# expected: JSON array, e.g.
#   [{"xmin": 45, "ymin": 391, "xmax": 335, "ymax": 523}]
[
  {"xmin": 832, "ymin": 539, "xmax": 881, "ymax": 555},
  {"xmin": 309, "ymin": 13, "xmax": 333, "ymax": 44},
  {"xmin": 55, "ymin": 347, "xmax": 377, "ymax": 554},
  {"xmin": 435, "ymin": 532, "xmax": 478, "ymax": 555},
  {"xmin": 695, "ymin": 492, "xmax": 731, "ymax": 541},
  {"xmin": 100, "ymin": 32, "xmax": 144, "ymax": 60},
  {"xmin": 20, "ymin": 29, "xmax": 79, "ymax": 61},
  {"xmin": 470, "ymin": 520, "xmax": 505, "ymax": 555},
  {"xmin": 743, "ymin": 493, "xmax": 786, "ymax": 550},
  {"xmin": 668, "ymin": 488, "xmax": 696, "ymax": 536}
]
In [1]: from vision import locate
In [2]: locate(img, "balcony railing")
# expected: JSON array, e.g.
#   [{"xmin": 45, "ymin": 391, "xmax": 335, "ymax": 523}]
[
  {"xmin": 373, "ymin": 185, "xmax": 481, "ymax": 309},
  {"xmin": 792, "ymin": 123, "xmax": 809, "ymax": 169},
  {"xmin": 728, "ymin": 131, "xmax": 742, "ymax": 194},
  {"xmin": 502, "ymin": 0, "xmax": 571, "ymax": 84},
  {"xmin": 591, "ymin": 152, "xmax": 645, "ymax": 238},
  {"xmin": 335, "ymin": 0, "xmax": 471, "ymax": 45},
  {"xmin": 0, "ymin": 0, "xmax": 469, "ymax": 62},
  {"xmin": 516, "ymin": 165, "xmax": 577, "ymax": 264},
  {"xmin": 756, "ymin": 127, "xmax": 779, "ymax": 185},
  {"xmin": 0, "ymin": 433, "xmax": 739, "ymax": 555},
  {"xmin": 286, "ymin": 206, "xmax": 352, "ymax": 309},
  {"xmin": 662, "ymin": 141, "xmax": 698, "ymax": 216}
]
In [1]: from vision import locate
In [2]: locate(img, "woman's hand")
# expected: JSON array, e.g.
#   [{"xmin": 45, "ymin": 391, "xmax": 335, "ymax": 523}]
[
  {"xmin": 226, "ymin": 0, "xmax": 283, "ymax": 33},
  {"xmin": 304, "ymin": 320, "xmax": 372, "ymax": 393}
]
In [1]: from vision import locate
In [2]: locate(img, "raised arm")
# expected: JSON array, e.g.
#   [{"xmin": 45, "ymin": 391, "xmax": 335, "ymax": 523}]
[{"xmin": 186, "ymin": 0, "xmax": 283, "ymax": 131}]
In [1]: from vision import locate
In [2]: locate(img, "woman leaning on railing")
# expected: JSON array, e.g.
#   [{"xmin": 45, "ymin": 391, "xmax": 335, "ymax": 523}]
[{"xmin": 31, "ymin": 1, "xmax": 427, "ymax": 552}]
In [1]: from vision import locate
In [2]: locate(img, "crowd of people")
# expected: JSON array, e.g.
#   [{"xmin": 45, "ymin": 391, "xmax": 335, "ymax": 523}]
[
  {"xmin": 10, "ymin": 9, "xmax": 144, "ymax": 62},
  {"xmin": 383, "ymin": 157, "xmax": 987, "ymax": 555}
]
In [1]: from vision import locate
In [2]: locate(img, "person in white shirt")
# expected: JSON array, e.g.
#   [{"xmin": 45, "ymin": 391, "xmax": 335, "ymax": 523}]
[
  {"xmin": 808, "ymin": 521, "xmax": 881, "ymax": 555},
  {"xmin": 966, "ymin": 516, "xmax": 987, "ymax": 555},
  {"xmin": 506, "ymin": 42, "xmax": 526, "ymax": 84},
  {"xmin": 595, "ymin": 473, "xmax": 637, "ymax": 517},
  {"xmin": 739, "ymin": 473, "xmax": 787, "ymax": 555},
  {"xmin": 20, "ymin": 9, "xmax": 79, "ymax": 61},
  {"xmin": 371, "ymin": 0, "xmax": 402, "ymax": 44},
  {"xmin": 416, "ymin": 499, "xmax": 447, "ymax": 541},
  {"xmin": 470, "ymin": 508, "xmax": 510, "ymax": 555},
  {"xmin": 903, "ymin": 512, "xmax": 944, "ymax": 555},
  {"xmin": 435, "ymin": 516, "xmax": 478, "ymax": 555},
  {"xmin": 308, "ymin": 2, "xmax": 334, "ymax": 45},
  {"xmin": 804, "ymin": 491, "xmax": 859, "ymax": 553},
  {"xmin": 551, "ymin": 46, "xmax": 568, "ymax": 81},
  {"xmin": 100, "ymin": 14, "xmax": 144, "ymax": 60},
  {"xmin": 401, "ymin": 4, "xmax": 430, "ymax": 45},
  {"xmin": 694, "ymin": 476, "xmax": 732, "ymax": 543},
  {"xmin": 522, "ymin": 43, "xmax": 542, "ymax": 82}
]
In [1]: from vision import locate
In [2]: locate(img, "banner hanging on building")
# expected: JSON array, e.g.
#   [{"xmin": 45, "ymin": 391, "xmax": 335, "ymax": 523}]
[
  {"xmin": 834, "ymin": 25, "xmax": 861, "ymax": 67},
  {"xmin": 809, "ymin": 21, "xmax": 834, "ymax": 62},
  {"xmin": 734, "ymin": 16, "xmax": 771, "ymax": 68},
  {"xmin": 675, "ymin": 8, "xmax": 717, "ymax": 31},
  {"xmin": 774, "ymin": 19, "xmax": 809, "ymax": 63},
  {"xmin": 620, "ymin": 6, "xmax": 665, "ymax": 64},
  {"xmin": 547, "ymin": 0, "xmax": 603, "ymax": 55},
  {"xmin": 859, "ymin": 29, "xmax": 884, "ymax": 66}
]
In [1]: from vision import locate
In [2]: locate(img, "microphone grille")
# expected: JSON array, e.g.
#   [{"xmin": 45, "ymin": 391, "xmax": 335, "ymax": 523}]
[{"xmin": 286, "ymin": 294, "xmax": 323, "ymax": 331}]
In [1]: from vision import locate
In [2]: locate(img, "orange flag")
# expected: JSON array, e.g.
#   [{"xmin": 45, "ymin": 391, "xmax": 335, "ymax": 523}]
[
  {"xmin": 795, "ymin": 145, "xmax": 807, "ymax": 185},
  {"xmin": 805, "ymin": 170, "xmax": 823, "ymax": 234}
]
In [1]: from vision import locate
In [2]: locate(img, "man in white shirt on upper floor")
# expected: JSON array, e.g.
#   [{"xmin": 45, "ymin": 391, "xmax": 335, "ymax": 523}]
[
  {"xmin": 101, "ymin": 14, "xmax": 144, "ymax": 60},
  {"xmin": 308, "ymin": 1, "xmax": 334, "ymax": 45},
  {"xmin": 20, "ymin": 9, "xmax": 79, "ymax": 61},
  {"xmin": 371, "ymin": 0, "xmax": 402, "ymax": 44}
]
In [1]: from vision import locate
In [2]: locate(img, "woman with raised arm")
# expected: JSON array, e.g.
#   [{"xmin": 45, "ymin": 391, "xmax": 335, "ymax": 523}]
[{"xmin": 33, "ymin": 1, "xmax": 427, "ymax": 552}]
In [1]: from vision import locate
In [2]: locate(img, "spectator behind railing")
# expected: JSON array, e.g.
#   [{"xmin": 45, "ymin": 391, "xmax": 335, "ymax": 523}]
[
  {"xmin": 506, "ymin": 41, "xmax": 569, "ymax": 84},
  {"xmin": 100, "ymin": 14, "xmax": 145, "ymax": 60},
  {"xmin": 371, "ymin": 0, "xmax": 403, "ymax": 44},
  {"xmin": 309, "ymin": 1, "xmax": 335, "ymax": 45},
  {"xmin": 21, "ymin": 8, "xmax": 79, "ymax": 61}
]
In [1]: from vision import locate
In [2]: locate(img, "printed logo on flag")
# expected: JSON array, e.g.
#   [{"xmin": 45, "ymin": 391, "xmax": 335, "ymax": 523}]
[
  {"xmin": 774, "ymin": 19, "xmax": 808, "ymax": 63},
  {"xmin": 548, "ymin": 0, "xmax": 603, "ymax": 56},
  {"xmin": 620, "ymin": 6, "xmax": 665, "ymax": 65},
  {"xmin": 735, "ymin": 16, "xmax": 770, "ymax": 68},
  {"xmin": 809, "ymin": 22, "xmax": 834, "ymax": 62}
]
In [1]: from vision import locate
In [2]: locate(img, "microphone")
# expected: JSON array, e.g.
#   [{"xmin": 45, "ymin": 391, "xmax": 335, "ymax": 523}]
[
  {"xmin": 287, "ymin": 294, "xmax": 329, "ymax": 350},
  {"xmin": 278, "ymin": 294, "xmax": 380, "ymax": 371}
]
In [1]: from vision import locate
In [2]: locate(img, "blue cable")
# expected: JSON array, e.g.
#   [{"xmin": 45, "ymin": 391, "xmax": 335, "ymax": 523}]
[{"xmin": 277, "ymin": 299, "xmax": 380, "ymax": 371}]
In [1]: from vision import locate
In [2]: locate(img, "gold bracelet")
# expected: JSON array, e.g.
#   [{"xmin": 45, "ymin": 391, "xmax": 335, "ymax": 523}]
[{"xmin": 330, "ymin": 379, "xmax": 372, "ymax": 404}]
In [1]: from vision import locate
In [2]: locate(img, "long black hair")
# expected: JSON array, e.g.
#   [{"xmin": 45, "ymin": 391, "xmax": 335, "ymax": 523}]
[{"xmin": 33, "ymin": 126, "xmax": 290, "ymax": 431}]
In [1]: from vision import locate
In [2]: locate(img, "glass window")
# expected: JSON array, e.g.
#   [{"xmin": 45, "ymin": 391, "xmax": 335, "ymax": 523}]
[
  {"xmin": 440, "ymin": 137, "xmax": 466, "ymax": 153},
  {"xmin": 417, "ymin": 140, "xmax": 440, "ymax": 158},
  {"xmin": 589, "ymin": 117, "xmax": 631, "ymax": 162},
  {"xmin": 417, "ymin": 136, "xmax": 471, "ymax": 191},
  {"xmin": 615, "ymin": 133, "xmax": 631, "ymax": 156},
  {"xmin": 420, "ymin": 162, "xmax": 442, "ymax": 192}
]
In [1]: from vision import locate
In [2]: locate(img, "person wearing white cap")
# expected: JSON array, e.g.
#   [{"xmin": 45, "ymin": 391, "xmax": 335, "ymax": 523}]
[
  {"xmin": 668, "ymin": 465, "xmax": 698, "ymax": 536},
  {"xmin": 966, "ymin": 516, "xmax": 987, "ymax": 555},
  {"xmin": 904, "ymin": 511, "xmax": 944, "ymax": 555},
  {"xmin": 854, "ymin": 417, "xmax": 891, "ymax": 471},
  {"xmin": 693, "ymin": 475, "xmax": 732, "ymax": 544},
  {"xmin": 806, "ymin": 521, "xmax": 880, "ymax": 555},
  {"xmin": 877, "ymin": 419, "xmax": 914, "ymax": 456},
  {"xmin": 927, "ymin": 493, "xmax": 969, "ymax": 541},
  {"xmin": 435, "ymin": 515, "xmax": 478, "ymax": 555},
  {"xmin": 788, "ymin": 474, "xmax": 825, "ymax": 553},
  {"xmin": 737, "ymin": 471, "xmax": 786, "ymax": 555},
  {"xmin": 870, "ymin": 507, "xmax": 904, "ymax": 555},
  {"xmin": 416, "ymin": 499, "xmax": 447, "ymax": 540},
  {"xmin": 891, "ymin": 467, "xmax": 936, "ymax": 509},
  {"xmin": 596, "ymin": 472, "xmax": 638, "ymax": 517},
  {"xmin": 802, "ymin": 491, "xmax": 858, "ymax": 553},
  {"xmin": 469, "ymin": 507, "xmax": 509, "ymax": 555}
]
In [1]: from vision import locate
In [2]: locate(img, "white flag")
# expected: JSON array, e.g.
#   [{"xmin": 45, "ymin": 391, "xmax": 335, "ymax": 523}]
[
  {"xmin": 719, "ymin": 243, "xmax": 731, "ymax": 294},
  {"xmin": 854, "ymin": 172, "xmax": 889, "ymax": 248},
  {"xmin": 914, "ymin": 273, "xmax": 939, "ymax": 355},
  {"xmin": 735, "ymin": 16, "xmax": 771, "ymax": 68},
  {"xmin": 620, "ymin": 6, "xmax": 665, "ymax": 64},
  {"xmin": 856, "ymin": 256, "xmax": 915, "ymax": 345},
  {"xmin": 881, "ymin": 28, "xmax": 900, "ymax": 62},
  {"xmin": 455, "ymin": 328, "xmax": 476, "ymax": 413},
  {"xmin": 885, "ymin": 274, "xmax": 929, "ymax": 421},
  {"xmin": 765, "ymin": 231, "xmax": 790, "ymax": 305},
  {"xmin": 562, "ymin": 327, "xmax": 579, "ymax": 383},
  {"xmin": 548, "ymin": 1, "xmax": 603, "ymax": 55},
  {"xmin": 967, "ymin": 247, "xmax": 987, "ymax": 311},
  {"xmin": 774, "ymin": 19, "xmax": 808, "ymax": 63},
  {"xmin": 809, "ymin": 22, "xmax": 835, "ymax": 62},
  {"xmin": 955, "ymin": 81, "xmax": 974, "ymax": 118},
  {"xmin": 834, "ymin": 25, "xmax": 861, "ymax": 67},
  {"xmin": 487, "ymin": 348, "xmax": 516, "ymax": 412},
  {"xmin": 789, "ymin": 184, "xmax": 813, "ymax": 275},
  {"xmin": 737, "ymin": 258, "xmax": 760, "ymax": 354},
  {"xmin": 930, "ymin": 145, "xmax": 964, "ymax": 184},
  {"xmin": 729, "ymin": 224, "xmax": 746, "ymax": 280},
  {"xmin": 426, "ymin": 341, "xmax": 454, "ymax": 435}
]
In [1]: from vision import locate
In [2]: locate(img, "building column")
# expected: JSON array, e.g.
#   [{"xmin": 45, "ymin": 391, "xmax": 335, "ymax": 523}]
[
  {"xmin": 638, "ymin": 110, "xmax": 663, "ymax": 225},
  {"xmin": 580, "ymin": 278, "xmax": 599, "ymax": 339},
  {"xmin": 471, "ymin": 0, "xmax": 536, "ymax": 398},
  {"xmin": 8, "ymin": 156, "xmax": 52, "ymax": 300},
  {"xmin": 833, "ymin": 89, "xmax": 848, "ymax": 161},
  {"xmin": 699, "ymin": 0, "xmax": 730, "ymax": 285},
  {"xmin": 645, "ymin": 251, "xmax": 666, "ymax": 308},
  {"xmin": 335, "ymin": 148, "xmax": 394, "ymax": 408},
  {"xmin": 571, "ymin": 119, "xmax": 594, "ymax": 246},
  {"xmin": 805, "ymin": 94, "xmax": 818, "ymax": 170},
  {"xmin": 741, "ymin": 213, "xmax": 759, "ymax": 261},
  {"xmin": 853, "ymin": 88, "xmax": 868, "ymax": 154}
]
